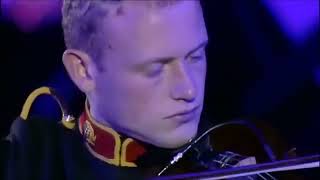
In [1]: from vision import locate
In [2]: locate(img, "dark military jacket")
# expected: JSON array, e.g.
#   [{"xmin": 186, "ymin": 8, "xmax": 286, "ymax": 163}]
[
  {"xmin": 0, "ymin": 87, "xmax": 189, "ymax": 180},
  {"xmin": 0, "ymin": 87, "xmax": 218, "ymax": 180}
]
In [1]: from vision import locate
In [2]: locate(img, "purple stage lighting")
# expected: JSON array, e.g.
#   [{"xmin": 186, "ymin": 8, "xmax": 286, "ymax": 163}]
[
  {"xmin": 1, "ymin": 0, "xmax": 62, "ymax": 32},
  {"xmin": 262, "ymin": 0, "xmax": 319, "ymax": 44}
]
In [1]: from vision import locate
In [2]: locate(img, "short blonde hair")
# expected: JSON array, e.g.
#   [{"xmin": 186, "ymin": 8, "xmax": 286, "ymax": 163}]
[
  {"xmin": 62, "ymin": 0, "xmax": 120, "ymax": 62},
  {"xmin": 61, "ymin": 0, "xmax": 182, "ymax": 62}
]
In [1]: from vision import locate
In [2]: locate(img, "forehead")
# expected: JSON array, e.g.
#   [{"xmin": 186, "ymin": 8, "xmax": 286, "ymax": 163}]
[{"xmin": 104, "ymin": 1, "xmax": 208, "ymax": 62}]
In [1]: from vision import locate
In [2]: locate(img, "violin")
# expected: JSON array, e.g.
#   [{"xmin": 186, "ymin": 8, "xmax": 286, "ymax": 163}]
[
  {"xmin": 147, "ymin": 120, "xmax": 320, "ymax": 179},
  {"xmin": 151, "ymin": 154, "xmax": 319, "ymax": 180}
]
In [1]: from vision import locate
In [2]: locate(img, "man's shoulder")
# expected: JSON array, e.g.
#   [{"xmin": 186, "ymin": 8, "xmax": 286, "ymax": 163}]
[
  {"xmin": 6, "ymin": 115, "xmax": 65, "ymax": 143},
  {"xmin": 0, "ymin": 87, "xmax": 81, "ymax": 180},
  {"xmin": 3, "ymin": 86, "xmax": 78, "ymax": 150}
]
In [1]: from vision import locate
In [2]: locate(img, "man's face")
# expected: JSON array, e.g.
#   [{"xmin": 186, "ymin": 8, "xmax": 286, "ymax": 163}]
[{"xmin": 90, "ymin": 1, "xmax": 208, "ymax": 148}]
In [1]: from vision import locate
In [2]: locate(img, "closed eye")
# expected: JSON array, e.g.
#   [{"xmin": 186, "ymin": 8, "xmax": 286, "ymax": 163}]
[
  {"xmin": 145, "ymin": 63, "xmax": 165, "ymax": 77},
  {"xmin": 188, "ymin": 48, "xmax": 206, "ymax": 63},
  {"xmin": 189, "ymin": 55, "xmax": 204, "ymax": 62}
]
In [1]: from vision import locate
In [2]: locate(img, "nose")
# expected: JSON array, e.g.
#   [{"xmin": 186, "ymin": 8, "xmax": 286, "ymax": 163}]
[{"xmin": 170, "ymin": 62, "xmax": 196, "ymax": 102}]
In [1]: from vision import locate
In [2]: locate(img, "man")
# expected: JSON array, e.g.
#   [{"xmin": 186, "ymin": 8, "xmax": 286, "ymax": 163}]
[
  {"xmin": 1, "ymin": 0, "xmax": 211, "ymax": 179},
  {"xmin": 61, "ymin": 0, "xmax": 208, "ymax": 150}
]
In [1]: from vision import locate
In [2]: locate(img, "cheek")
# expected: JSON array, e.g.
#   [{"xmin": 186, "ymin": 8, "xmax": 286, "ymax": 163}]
[
  {"xmin": 115, "ymin": 75, "xmax": 161, "ymax": 118},
  {"xmin": 126, "ymin": 84, "xmax": 152, "ymax": 108},
  {"xmin": 192, "ymin": 61, "xmax": 207, "ymax": 90}
]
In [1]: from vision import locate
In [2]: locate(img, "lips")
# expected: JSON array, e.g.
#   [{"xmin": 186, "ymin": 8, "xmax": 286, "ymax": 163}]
[{"xmin": 164, "ymin": 106, "xmax": 199, "ymax": 123}]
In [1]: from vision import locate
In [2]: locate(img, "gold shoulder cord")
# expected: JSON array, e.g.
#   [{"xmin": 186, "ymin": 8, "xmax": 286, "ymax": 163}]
[{"xmin": 19, "ymin": 87, "xmax": 76, "ymax": 129}]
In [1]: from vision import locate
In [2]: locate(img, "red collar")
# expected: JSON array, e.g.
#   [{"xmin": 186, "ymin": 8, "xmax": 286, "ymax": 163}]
[{"xmin": 78, "ymin": 103, "xmax": 146, "ymax": 167}]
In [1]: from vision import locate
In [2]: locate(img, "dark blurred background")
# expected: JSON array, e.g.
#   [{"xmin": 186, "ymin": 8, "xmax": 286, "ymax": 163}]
[{"xmin": 1, "ymin": 0, "xmax": 319, "ymax": 158}]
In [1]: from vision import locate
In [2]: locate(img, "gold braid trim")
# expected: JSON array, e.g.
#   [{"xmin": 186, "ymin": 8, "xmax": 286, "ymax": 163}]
[{"xmin": 19, "ymin": 87, "xmax": 76, "ymax": 129}]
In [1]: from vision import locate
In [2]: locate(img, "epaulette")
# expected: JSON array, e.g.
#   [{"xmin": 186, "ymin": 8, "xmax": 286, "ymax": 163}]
[{"xmin": 19, "ymin": 86, "xmax": 76, "ymax": 130}]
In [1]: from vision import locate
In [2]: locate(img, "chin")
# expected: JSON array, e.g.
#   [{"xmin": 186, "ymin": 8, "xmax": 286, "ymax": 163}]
[
  {"xmin": 162, "ymin": 137, "xmax": 194, "ymax": 149},
  {"xmin": 153, "ymin": 123, "xmax": 199, "ymax": 149}
]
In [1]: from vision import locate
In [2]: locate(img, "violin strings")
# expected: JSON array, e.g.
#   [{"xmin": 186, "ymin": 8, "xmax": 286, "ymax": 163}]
[
  {"xmin": 257, "ymin": 174, "xmax": 268, "ymax": 180},
  {"xmin": 264, "ymin": 172, "xmax": 277, "ymax": 180},
  {"xmin": 219, "ymin": 151, "xmax": 277, "ymax": 180},
  {"xmin": 211, "ymin": 160, "xmax": 253, "ymax": 179},
  {"xmin": 213, "ymin": 158, "xmax": 277, "ymax": 180}
]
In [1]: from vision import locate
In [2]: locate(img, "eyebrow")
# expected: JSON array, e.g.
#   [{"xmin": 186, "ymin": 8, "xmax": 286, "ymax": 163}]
[{"xmin": 144, "ymin": 40, "xmax": 209, "ymax": 64}]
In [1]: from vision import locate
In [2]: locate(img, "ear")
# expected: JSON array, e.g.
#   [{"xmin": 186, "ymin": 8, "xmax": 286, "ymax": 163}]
[{"xmin": 62, "ymin": 49, "xmax": 95, "ymax": 93}]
